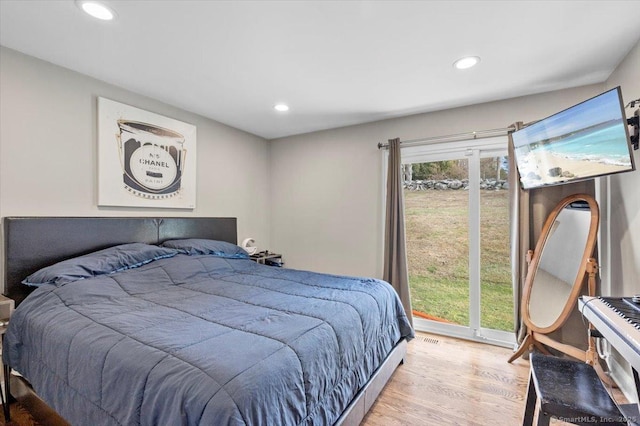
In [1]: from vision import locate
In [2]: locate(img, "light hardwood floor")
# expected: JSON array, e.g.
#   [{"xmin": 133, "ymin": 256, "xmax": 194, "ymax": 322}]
[{"xmin": 362, "ymin": 332, "xmax": 542, "ymax": 425}]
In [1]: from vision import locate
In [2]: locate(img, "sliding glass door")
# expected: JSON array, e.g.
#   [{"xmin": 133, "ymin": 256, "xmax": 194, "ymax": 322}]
[
  {"xmin": 396, "ymin": 137, "xmax": 514, "ymax": 347},
  {"xmin": 405, "ymin": 158, "xmax": 470, "ymax": 327},
  {"xmin": 479, "ymin": 156, "xmax": 513, "ymax": 334}
]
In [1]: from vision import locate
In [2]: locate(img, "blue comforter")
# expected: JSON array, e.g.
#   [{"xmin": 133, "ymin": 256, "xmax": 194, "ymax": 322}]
[{"xmin": 3, "ymin": 254, "xmax": 414, "ymax": 425}]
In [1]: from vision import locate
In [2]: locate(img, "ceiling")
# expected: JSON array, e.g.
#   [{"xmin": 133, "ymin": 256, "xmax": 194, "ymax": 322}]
[{"xmin": 1, "ymin": 1, "xmax": 639, "ymax": 140}]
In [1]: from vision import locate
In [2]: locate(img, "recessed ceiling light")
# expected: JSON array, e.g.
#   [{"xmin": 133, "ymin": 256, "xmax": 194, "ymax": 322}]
[
  {"xmin": 77, "ymin": 1, "xmax": 116, "ymax": 21},
  {"xmin": 453, "ymin": 56, "xmax": 480, "ymax": 70},
  {"xmin": 274, "ymin": 104, "xmax": 290, "ymax": 112}
]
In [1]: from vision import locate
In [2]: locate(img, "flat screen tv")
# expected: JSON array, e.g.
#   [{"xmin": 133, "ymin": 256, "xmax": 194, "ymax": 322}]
[{"xmin": 513, "ymin": 87, "xmax": 636, "ymax": 190}]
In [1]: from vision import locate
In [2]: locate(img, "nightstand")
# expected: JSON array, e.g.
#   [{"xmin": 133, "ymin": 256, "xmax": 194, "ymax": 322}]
[
  {"xmin": 0, "ymin": 295, "xmax": 14, "ymax": 421},
  {"xmin": 0, "ymin": 295, "xmax": 12, "ymax": 388},
  {"xmin": 0, "ymin": 295, "xmax": 13, "ymax": 333},
  {"xmin": 250, "ymin": 251, "xmax": 284, "ymax": 267}
]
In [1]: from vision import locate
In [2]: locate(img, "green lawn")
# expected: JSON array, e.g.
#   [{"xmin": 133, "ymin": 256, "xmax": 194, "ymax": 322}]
[{"xmin": 405, "ymin": 189, "xmax": 514, "ymax": 331}]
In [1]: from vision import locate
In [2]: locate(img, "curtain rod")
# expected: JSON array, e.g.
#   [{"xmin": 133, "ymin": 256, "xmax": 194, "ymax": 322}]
[{"xmin": 377, "ymin": 126, "xmax": 516, "ymax": 150}]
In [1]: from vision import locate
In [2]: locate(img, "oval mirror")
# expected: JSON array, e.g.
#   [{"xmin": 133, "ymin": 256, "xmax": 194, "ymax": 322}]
[
  {"xmin": 509, "ymin": 193, "xmax": 599, "ymax": 363},
  {"xmin": 526, "ymin": 195, "xmax": 599, "ymax": 331}
]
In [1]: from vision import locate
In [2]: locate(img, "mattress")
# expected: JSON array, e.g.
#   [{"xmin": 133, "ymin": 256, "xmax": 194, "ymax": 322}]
[{"xmin": 3, "ymin": 252, "xmax": 413, "ymax": 425}]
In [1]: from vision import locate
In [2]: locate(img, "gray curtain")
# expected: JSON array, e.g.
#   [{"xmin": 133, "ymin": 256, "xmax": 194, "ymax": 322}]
[
  {"xmin": 508, "ymin": 122, "xmax": 530, "ymax": 342},
  {"xmin": 383, "ymin": 138, "xmax": 414, "ymax": 327}
]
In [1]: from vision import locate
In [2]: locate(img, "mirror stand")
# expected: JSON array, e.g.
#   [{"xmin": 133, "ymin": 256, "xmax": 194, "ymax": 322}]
[
  {"xmin": 507, "ymin": 194, "xmax": 611, "ymax": 383},
  {"xmin": 509, "ymin": 256, "xmax": 612, "ymax": 382}
]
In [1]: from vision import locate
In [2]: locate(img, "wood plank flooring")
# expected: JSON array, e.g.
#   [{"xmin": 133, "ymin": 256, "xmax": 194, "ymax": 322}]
[
  {"xmin": 362, "ymin": 332, "xmax": 531, "ymax": 425},
  {"xmin": 362, "ymin": 331, "xmax": 634, "ymax": 426}
]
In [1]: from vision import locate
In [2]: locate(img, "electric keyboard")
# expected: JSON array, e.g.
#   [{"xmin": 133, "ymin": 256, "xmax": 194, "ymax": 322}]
[
  {"xmin": 580, "ymin": 296, "xmax": 640, "ymax": 374},
  {"xmin": 578, "ymin": 297, "xmax": 640, "ymax": 424}
]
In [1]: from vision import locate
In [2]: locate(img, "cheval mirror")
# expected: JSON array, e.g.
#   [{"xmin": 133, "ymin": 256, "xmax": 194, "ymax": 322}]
[{"xmin": 508, "ymin": 193, "xmax": 601, "ymax": 369}]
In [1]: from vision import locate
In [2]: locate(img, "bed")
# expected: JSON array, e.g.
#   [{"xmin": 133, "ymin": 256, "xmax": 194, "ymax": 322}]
[{"xmin": 1, "ymin": 217, "xmax": 413, "ymax": 425}]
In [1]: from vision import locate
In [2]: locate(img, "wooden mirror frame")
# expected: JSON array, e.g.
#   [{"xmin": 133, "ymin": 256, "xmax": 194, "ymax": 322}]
[{"xmin": 509, "ymin": 193, "xmax": 600, "ymax": 365}]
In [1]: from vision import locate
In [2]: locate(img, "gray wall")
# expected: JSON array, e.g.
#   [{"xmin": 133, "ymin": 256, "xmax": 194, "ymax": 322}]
[
  {"xmin": 269, "ymin": 84, "xmax": 611, "ymax": 277},
  {"xmin": 269, "ymin": 40, "xmax": 639, "ymax": 289},
  {"xmin": 0, "ymin": 46, "xmax": 272, "ymax": 288},
  {"xmin": 604, "ymin": 40, "xmax": 640, "ymax": 296},
  {"xmin": 2, "ymin": 39, "xmax": 638, "ymax": 294},
  {"xmin": 601, "ymin": 40, "xmax": 640, "ymax": 399}
]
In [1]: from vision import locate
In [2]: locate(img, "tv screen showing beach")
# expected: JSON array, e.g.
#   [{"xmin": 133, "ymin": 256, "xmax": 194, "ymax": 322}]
[{"xmin": 513, "ymin": 87, "xmax": 635, "ymax": 190}]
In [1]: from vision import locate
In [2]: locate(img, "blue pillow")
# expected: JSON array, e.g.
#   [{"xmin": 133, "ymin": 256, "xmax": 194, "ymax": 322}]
[
  {"xmin": 161, "ymin": 238, "xmax": 249, "ymax": 259},
  {"xmin": 22, "ymin": 243, "xmax": 178, "ymax": 287}
]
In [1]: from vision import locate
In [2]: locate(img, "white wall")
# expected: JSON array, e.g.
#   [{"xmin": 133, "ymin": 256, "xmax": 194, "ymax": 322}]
[
  {"xmin": 270, "ymin": 39, "xmax": 639, "ymax": 284},
  {"xmin": 604, "ymin": 40, "xmax": 640, "ymax": 296},
  {"xmin": 269, "ymin": 85, "xmax": 606, "ymax": 278},
  {"xmin": 0, "ymin": 46, "xmax": 271, "ymax": 288},
  {"xmin": 600, "ymin": 40, "xmax": 640, "ymax": 401},
  {"xmin": 2, "ymin": 39, "xmax": 637, "ymax": 290}
]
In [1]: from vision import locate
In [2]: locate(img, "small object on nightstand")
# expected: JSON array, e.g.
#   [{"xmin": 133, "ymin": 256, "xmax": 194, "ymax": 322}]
[
  {"xmin": 241, "ymin": 238, "xmax": 258, "ymax": 255},
  {"xmin": 265, "ymin": 257, "xmax": 284, "ymax": 267},
  {"xmin": 250, "ymin": 251, "xmax": 284, "ymax": 267}
]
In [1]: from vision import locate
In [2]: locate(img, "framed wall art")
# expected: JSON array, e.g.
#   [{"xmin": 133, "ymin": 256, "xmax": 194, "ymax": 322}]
[{"xmin": 98, "ymin": 97, "xmax": 197, "ymax": 209}]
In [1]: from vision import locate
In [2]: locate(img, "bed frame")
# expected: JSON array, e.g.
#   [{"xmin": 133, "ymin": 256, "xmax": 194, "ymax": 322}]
[
  {"xmin": 3, "ymin": 217, "xmax": 237, "ymax": 306},
  {"xmin": 2, "ymin": 216, "xmax": 407, "ymax": 426}
]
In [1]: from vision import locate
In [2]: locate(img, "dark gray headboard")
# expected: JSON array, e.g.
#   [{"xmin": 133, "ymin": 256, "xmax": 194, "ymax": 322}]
[{"xmin": 3, "ymin": 217, "xmax": 237, "ymax": 306}]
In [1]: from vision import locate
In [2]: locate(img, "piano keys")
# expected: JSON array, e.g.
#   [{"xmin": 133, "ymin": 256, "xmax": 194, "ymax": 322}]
[
  {"xmin": 580, "ymin": 296, "xmax": 640, "ymax": 424},
  {"xmin": 580, "ymin": 296, "xmax": 640, "ymax": 373}
]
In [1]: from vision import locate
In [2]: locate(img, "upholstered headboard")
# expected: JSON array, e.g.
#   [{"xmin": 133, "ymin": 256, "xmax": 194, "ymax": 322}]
[{"xmin": 2, "ymin": 217, "xmax": 237, "ymax": 305}]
